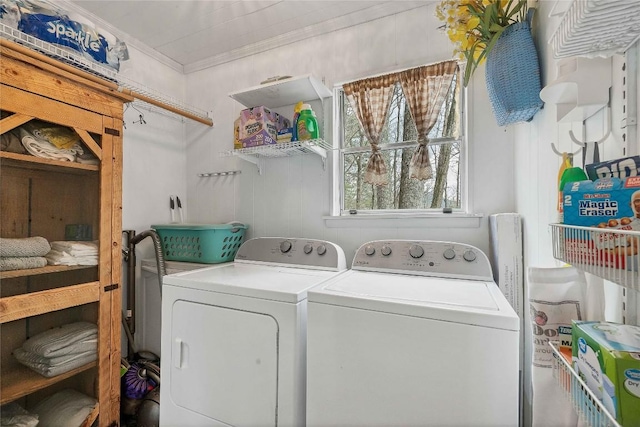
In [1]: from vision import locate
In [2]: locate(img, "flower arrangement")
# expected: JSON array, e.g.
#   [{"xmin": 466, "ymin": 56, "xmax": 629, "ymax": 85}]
[{"xmin": 435, "ymin": 0, "xmax": 528, "ymax": 86}]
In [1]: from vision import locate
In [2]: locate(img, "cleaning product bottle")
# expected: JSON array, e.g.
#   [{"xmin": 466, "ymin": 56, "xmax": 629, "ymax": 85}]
[
  {"xmin": 291, "ymin": 101, "xmax": 303, "ymax": 142},
  {"xmin": 557, "ymin": 153, "xmax": 573, "ymax": 222},
  {"xmin": 297, "ymin": 104, "xmax": 319, "ymax": 141}
]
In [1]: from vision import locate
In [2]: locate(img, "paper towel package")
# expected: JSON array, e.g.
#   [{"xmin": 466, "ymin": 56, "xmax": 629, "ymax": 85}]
[{"xmin": 489, "ymin": 213, "xmax": 523, "ymax": 318}]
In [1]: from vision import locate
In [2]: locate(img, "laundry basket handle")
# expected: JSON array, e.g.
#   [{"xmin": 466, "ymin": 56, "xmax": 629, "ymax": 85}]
[{"xmin": 226, "ymin": 222, "xmax": 246, "ymax": 233}]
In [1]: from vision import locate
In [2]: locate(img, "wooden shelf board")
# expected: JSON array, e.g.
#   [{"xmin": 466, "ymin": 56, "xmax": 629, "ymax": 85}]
[
  {"xmin": 80, "ymin": 403, "xmax": 99, "ymax": 427},
  {"xmin": 0, "ymin": 265, "xmax": 95, "ymax": 280},
  {"xmin": 0, "ymin": 281, "xmax": 100, "ymax": 324},
  {"xmin": 0, "ymin": 152, "xmax": 99, "ymax": 173},
  {"xmin": 0, "ymin": 362, "xmax": 96, "ymax": 404}
]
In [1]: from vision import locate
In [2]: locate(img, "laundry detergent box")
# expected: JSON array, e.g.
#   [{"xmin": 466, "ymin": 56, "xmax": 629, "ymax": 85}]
[
  {"xmin": 562, "ymin": 177, "xmax": 640, "ymax": 269},
  {"xmin": 239, "ymin": 106, "xmax": 278, "ymax": 148},
  {"xmin": 572, "ymin": 321, "xmax": 640, "ymax": 426}
]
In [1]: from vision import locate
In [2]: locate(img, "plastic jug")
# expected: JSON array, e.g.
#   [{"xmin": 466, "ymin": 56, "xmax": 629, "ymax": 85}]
[{"xmin": 297, "ymin": 104, "xmax": 319, "ymax": 141}]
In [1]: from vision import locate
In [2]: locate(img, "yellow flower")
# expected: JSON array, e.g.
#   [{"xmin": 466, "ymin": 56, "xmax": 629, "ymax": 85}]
[
  {"xmin": 435, "ymin": 0, "xmax": 527, "ymax": 85},
  {"xmin": 466, "ymin": 16, "xmax": 480, "ymax": 30}
]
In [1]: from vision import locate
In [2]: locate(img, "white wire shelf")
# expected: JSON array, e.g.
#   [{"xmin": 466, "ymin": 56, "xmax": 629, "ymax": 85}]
[
  {"xmin": 221, "ymin": 139, "xmax": 332, "ymax": 174},
  {"xmin": 0, "ymin": 23, "xmax": 211, "ymax": 125},
  {"xmin": 549, "ymin": 341, "xmax": 622, "ymax": 427},
  {"xmin": 550, "ymin": 223, "xmax": 640, "ymax": 291},
  {"xmin": 549, "ymin": 0, "xmax": 640, "ymax": 59}
]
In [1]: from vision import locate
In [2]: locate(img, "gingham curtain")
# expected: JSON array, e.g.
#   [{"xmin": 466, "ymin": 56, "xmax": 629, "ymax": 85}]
[
  {"xmin": 343, "ymin": 74, "xmax": 396, "ymax": 186},
  {"xmin": 399, "ymin": 60, "xmax": 458, "ymax": 180}
]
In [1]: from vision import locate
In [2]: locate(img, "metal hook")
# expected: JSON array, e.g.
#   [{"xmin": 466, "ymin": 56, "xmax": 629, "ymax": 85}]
[
  {"xmin": 130, "ymin": 103, "xmax": 147, "ymax": 125},
  {"xmin": 551, "ymin": 142, "xmax": 580, "ymax": 157},
  {"xmin": 569, "ymin": 105, "xmax": 611, "ymax": 147}
]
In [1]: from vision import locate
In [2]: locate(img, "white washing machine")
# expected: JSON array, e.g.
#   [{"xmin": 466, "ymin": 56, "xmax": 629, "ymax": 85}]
[
  {"xmin": 160, "ymin": 237, "xmax": 346, "ymax": 427},
  {"xmin": 306, "ymin": 240, "xmax": 520, "ymax": 427}
]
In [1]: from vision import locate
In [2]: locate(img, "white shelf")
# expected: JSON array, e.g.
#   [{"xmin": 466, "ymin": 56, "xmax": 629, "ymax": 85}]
[
  {"xmin": 549, "ymin": 0, "xmax": 640, "ymax": 59},
  {"xmin": 229, "ymin": 75, "xmax": 332, "ymax": 109},
  {"xmin": 221, "ymin": 139, "xmax": 332, "ymax": 174},
  {"xmin": 550, "ymin": 223, "xmax": 640, "ymax": 292},
  {"xmin": 539, "ymin": 57, "xmax": 611, "ymax": 123},
  {"xmin": 549, "ymin": 341, "xmax": 621, "ymax": 427}
]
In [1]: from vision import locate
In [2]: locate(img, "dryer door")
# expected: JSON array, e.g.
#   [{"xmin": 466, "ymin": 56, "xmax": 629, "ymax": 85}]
[{"xmin": 170, "ymin": 300, "xmax": 278, "ymax": 426}]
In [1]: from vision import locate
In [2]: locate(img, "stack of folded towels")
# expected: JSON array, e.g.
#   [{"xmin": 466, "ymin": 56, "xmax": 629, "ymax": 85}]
[
  {"xmin": 46, "ymin": 241, "xmax": 99, "ymax": 266},
  {"xmin": 13, "ymin": 322, "xmax": 98, "ymax": 378},
  {"xmin": 0, "ymin": 236, "xmax": 51, "ymax": 271}
]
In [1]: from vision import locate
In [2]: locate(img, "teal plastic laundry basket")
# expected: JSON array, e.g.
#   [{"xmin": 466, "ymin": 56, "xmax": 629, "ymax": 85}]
[{"xmin": 151, "ymin": 223, "xmax": 247, "ymax": 264}]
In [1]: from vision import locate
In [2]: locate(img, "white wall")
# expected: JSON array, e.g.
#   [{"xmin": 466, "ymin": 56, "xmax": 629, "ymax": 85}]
[
  {"xmin": 117, "ymin": 44, "xmax": 189, "ymax": 355},
  {"xmin": 184, "ymin": 3, "xmax": 515, "ymax": 264}
]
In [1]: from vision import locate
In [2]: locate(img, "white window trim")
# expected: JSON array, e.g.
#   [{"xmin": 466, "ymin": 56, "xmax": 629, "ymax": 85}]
[{"xmin": 328, "ymin": 67, "xmax": 475, "ymax": 225}]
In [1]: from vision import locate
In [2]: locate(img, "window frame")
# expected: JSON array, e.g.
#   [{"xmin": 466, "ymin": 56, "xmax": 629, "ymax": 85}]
[{"xmin": 331, "ymin": 64, "xmax": 470, "ymax": 218}]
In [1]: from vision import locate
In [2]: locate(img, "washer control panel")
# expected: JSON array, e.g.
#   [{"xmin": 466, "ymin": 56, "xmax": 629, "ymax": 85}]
[
  {"xmin": 235, "ymin": 237, "xmax": 347, "ymax": 270},
  {"xmin": 352, "ymin": 240, "xmax": 493, "ymax": 281}
]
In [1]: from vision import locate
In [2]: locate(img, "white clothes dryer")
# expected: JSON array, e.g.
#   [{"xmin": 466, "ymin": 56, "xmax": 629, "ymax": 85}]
[
  {"xmin": 306, "ymin": 240, "xmax": 520, "ymax": 427},
  {"xmin": 160, "ymin": 237, "xmax": 346, "ymax": 427}
]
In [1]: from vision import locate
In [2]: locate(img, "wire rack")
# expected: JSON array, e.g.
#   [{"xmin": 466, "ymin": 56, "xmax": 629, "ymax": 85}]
[
  {"xmin": 0, "ymin": 23, "xmax": 210, "ymax": 124},
  {"xmin": 549, "ymin": 0, "xmax": 640, "ymax": 59},
  {"xmin": 223, "ymin": 139, "xmax": 332, "ymax": 158},
  {"xmin": 220, "ymin": 139, "xmax": 332, "ymax": 174},
  {"xmin": 549, "ymin": 341, "xmax": 622, "ymax": 427},
  {"xmin": 550, "ymin": 223, "xmax": 640, "ymax": 292}
]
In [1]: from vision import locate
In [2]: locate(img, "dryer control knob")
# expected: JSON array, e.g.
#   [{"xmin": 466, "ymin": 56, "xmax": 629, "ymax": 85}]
[
  {"xmin": 364, "ymin": 245, "xmax": 376, "ymax": 256},
  {"xmin": 280, "ymin": 240, "xmax": 292, "ymax": 253},
  {"xmin": 463, "ymin": 250, "xmax": 477, "ymax": 262},
  {"xmin": 409, "ymin": 245, "xmax": 424, "ymax": 259},
  {"xmin": 381, "ymin": 245, "xmax": 392, "ymax": 256},
  {"xmin": 303, "ymin": 244, "xmax": 313, "ymax": 254},
  {"xmin": 317, "ymin": 245, "xmax": 327, "ymax": 255},
  {"xmin": 443, "ymin": 248, "xmax": 456, "ymax": 260}
]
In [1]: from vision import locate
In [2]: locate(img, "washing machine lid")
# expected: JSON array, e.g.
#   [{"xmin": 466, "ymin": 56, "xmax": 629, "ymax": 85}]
[
  {"xmin": 164, "ymin": 263, "xmax": 345, "ymax": 303},
  {"xmin": 308, "ymin": 270, "xmax": 519, "ymax": 331}
]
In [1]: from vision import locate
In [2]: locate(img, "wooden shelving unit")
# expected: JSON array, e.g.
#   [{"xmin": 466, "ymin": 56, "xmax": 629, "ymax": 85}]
[{"xmin": 0, "ymin": 40, "xmax": 127, "ymax": 426}]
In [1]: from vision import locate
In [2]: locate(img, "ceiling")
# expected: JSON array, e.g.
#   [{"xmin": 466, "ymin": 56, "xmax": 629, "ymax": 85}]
[{"xmin": 67, "ymin": 0, "xmax": 428, "ymax": 73}]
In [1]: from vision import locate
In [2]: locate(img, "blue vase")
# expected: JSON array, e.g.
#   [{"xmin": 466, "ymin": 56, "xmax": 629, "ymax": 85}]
[{"xmin": 485, "ymin": 14, "xmax": 544, "ymax": 126}]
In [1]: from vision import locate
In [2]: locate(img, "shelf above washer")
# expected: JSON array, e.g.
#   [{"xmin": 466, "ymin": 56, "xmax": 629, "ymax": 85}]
[
  {"xmin": 221, "ymin": 139, "xmax": 332, "ymax": 174},
  {"xmin": 229, "ymin": 75, "xmax": 332, "ymax": 109}
]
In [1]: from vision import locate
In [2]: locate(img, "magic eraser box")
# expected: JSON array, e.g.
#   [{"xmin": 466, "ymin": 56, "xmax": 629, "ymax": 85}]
[
  {"xmin": 562, "ymin": 177, "xmax": 640, "ymax": 269},
  {"xmin": 572, "ymin": 321, "xmax": 640, "ymax": 426}
]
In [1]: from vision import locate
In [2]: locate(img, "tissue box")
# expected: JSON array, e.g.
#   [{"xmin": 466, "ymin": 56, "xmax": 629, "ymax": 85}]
[
  {"xmin": 240, "ymin": 106, "xmax": 278, "ymax": 148},
  {"xmin": 562, "ymin": 177, "xmax": 640, "ymax": 269},
  {"xmin": 572, "ymin": 321, "xmax": 640, "ymax": 426}
]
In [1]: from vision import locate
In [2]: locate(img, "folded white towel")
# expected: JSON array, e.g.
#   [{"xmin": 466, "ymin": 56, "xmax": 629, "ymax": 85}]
[
  {"xmin": 13, "ymin": 348, "xmax": 97, "ymax": 378},
  {"xmin": 32, "ymin": 389, "xmax": 97, "ymax": 427},
  {"xmin": 22, "ymin": 322, "xmax": 98, "ymax": 358},
  {"xmin": 50, "ymin": 241, "xmax": 98, "ymax": 255},
  {"xmin": 0, "ymin": 256, "xmax": 47, "ymax": 271},
  {"xmin": 0, "ymin": 402, "xmax": 39, "ymax": 427},
  {"xmin": 19, "ymin": 128, "xmax": 80, "ymax": 162},
  {"xmin": 14, "ymin": 347, "xmax": 96, "ymax": 368},
  {"xmin": 0, "ymin": 236, "xmax": 51, "ymax": 257},
  {"xmin": 45, "ymin": 249, "xmax": 98, "ymax": 266}
]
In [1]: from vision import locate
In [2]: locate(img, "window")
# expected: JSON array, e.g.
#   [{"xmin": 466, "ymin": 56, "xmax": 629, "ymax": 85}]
[{"xmin": 336, "ymin": 63, "xmax": 464, "ymax": 215}]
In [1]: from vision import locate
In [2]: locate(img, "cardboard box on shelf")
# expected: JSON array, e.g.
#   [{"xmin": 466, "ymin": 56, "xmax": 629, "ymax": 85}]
[
  {"xmin": 562, "ymin": 177, "xmax": 640, "ymax": 270},
  {"xmin": 239, "ymin": 106, "xmax": 278, "ymax": 148},
  {"xmin": 572, "ymin": 321, "xmax": 640, "ymax": 426}
]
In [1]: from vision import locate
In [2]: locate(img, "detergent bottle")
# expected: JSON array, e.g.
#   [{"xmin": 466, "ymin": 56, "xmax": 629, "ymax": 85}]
[
  {"xmin": 296, "ymin": 104, "xmax": 319, "ymax": 141},
  {"xmin": 291, "ymin": 101, "xmax": 304, "ymax": 142}
]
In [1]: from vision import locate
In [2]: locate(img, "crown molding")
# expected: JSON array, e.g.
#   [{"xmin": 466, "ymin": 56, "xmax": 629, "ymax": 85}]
[
  {"xmin": 184, "ymin": 1, "xmax": 427, "ymax": 74},
  {"xmin": 58, "ymin": 0, "xmax": 185, "ymax": 73}
]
